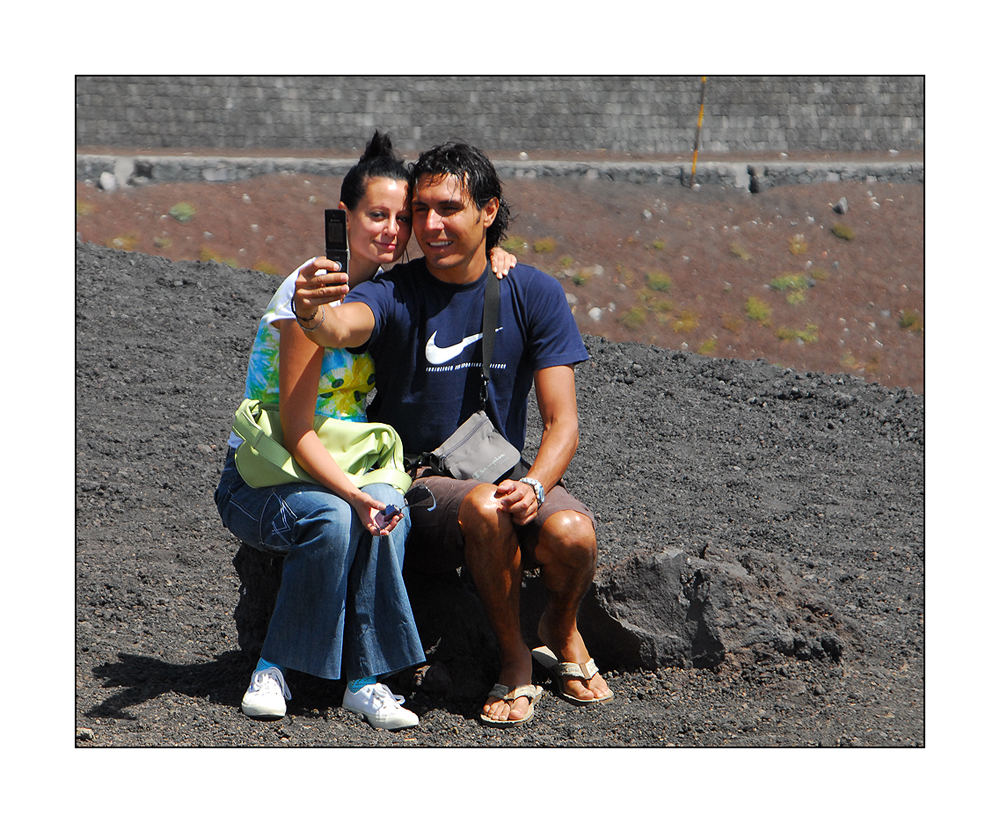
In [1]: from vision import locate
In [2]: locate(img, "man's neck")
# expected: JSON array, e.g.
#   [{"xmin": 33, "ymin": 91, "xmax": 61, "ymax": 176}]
[{"xmin": 425, "ymin": 248, "xmax": 489, "ymax": 285}]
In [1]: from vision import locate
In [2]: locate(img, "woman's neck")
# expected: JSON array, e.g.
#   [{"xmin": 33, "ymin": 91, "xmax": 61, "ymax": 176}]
[{"xmin": 347, "ymin": 258, "xmax": 380, "ymax": 290}]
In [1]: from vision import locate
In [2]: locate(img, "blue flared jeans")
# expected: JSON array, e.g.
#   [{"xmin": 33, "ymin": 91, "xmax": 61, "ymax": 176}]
[{"xmin": 214, "ymin": 449, "xmax": 425, "ymax": 681}]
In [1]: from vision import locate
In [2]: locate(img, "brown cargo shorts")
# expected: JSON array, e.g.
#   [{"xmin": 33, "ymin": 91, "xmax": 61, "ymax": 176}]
[{"xmin": 404, "ymin": 470, "xmax": 595, "ymax": 575}]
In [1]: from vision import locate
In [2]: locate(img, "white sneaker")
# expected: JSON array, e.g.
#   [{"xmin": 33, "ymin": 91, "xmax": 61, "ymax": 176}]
[
  {"xmin": 241, "ymin": 667, "xmax": 291, "ymax": 719},
  {"xmin": 342, "ymin": 682, "xmax": 419, "ymax": 730}
]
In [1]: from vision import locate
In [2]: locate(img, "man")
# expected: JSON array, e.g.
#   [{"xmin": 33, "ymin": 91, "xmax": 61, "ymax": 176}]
[{"xmin": 292, "ymin": 141, "xmax": 612, "ymax": 725}]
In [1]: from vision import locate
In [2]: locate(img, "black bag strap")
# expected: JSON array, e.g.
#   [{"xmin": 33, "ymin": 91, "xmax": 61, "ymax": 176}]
[{"xmin": 479, "ymin": 270, "xmax": 500, "ymax": 410}]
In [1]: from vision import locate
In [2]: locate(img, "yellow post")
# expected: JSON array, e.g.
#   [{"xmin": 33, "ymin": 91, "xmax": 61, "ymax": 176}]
[{"xmin": 690, "ymin": 76, "xmax": 708, "ymax": 187}]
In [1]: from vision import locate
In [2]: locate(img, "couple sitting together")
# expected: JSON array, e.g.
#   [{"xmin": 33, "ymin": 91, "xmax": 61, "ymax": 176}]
[{"xmin": 214, "ymin": 132, "xmax": 613, "ymax": 731}]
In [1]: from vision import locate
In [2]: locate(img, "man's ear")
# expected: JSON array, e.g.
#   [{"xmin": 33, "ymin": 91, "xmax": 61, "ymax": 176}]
[{"xmin": 481, "ymin": 196, "xmax": 500, "ymax": 227}]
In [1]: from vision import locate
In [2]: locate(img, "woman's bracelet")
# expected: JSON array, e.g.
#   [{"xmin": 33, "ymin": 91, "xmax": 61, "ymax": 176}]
[
  {"xmin": 290, "ymin": 294, "xmax": 317, "ymax": 321},
  {"xmin": 291, "ymin": 294, "xmax": 324, "ymax": 331},
  {"xmin": 295, "ymin": 304, "xmax": 325, "ymax": 331}
]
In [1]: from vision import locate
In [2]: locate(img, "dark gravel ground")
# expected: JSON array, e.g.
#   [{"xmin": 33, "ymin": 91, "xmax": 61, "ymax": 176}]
[
  {"xmin": 66, "ymin": 238, "xmax": 943, "ymax": 812},
  {"xmin": 73, "ymin": 239, "xmax": 925, "ymax": 747}
]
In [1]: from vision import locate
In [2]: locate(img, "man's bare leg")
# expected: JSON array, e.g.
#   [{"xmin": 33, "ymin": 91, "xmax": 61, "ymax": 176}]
[
  {"xmin": 534, "ymin": 511, "xmax": 612, "ymax": 702},
  {"xmin": 458, "ymin": 483, "xmax": 535, "ymax": 723}
]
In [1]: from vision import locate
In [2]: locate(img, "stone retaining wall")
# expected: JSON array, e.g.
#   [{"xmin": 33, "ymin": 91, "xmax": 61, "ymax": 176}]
[
  {"xmin": 76, "ymin": 152, "xmax": 924, "ymax": 191},
  {"xmin": 76, "ymin": 75, "xmax": 923, "ymax": 156}
]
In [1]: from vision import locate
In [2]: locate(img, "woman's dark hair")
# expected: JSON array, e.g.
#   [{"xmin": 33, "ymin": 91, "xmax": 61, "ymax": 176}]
[
  {"xmin": 410, "ymin": 141, "xmax": 510, "ymax": 251},
  {"xmin": 339, "ymin": 130, "xmax": 410, "ymax": 210}
]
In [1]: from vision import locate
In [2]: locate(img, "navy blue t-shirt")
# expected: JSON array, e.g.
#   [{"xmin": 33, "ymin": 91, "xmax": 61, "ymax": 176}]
[{"xmin": 344, "ymin": 258, "xmax": 588, "ymax": 454}]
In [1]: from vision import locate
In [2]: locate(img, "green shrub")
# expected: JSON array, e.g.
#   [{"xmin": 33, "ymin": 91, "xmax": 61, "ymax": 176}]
[
  {"xmin": 776, "ymin": 323, "xmax": 819, "ymax": 343},
  {"xmin": 501, "ymin": 235, "xmax": 528, "ymax": 253},
  {"xmin": 729, "ymin": 242, "xmax": 752, "ymax": 261},
  {"xmin": 788, "ymin": 233, "xmax": 808, "ymax": 255},
  {"xmin": 745, "ymin": 296, "xmax": 772, "ymax": 324},
  {"xmin": 110, "ymin": 234, "xmax": 139, "ymax": 251},
  {"xmin": 769, "ymin": 273, "xmax": 809, "ymax": 292},
  {"xmin": 831, "ymin": 223, "xmax": 855, "ymax": 241},
  {"xmin": 253, "ymin": 260, "xmax": 281, "ymax": 276},
  {"xmin": 899, "ymin": 309, "xmax": 923, "ymax": 332},
  {"xmin": 672, "ymin": 309, "xmax": 699, "ymax": 334},
  {"xmin": 646, "ymin": 270, "xmax": 673, "ymax": 292},
  {"xmin": 638, "ymin": 289, "xmax": 673, "ymax": 314},
  {"xmin": 168, "ymin": 201, "xmax": 197, "ymax": 222},
  {"xmin": 532, "ymin": 236, "xmax": 557, "ymax": 253},
  {"xmin": 619, "ymin": 306, "xmax": 647, "ymax": 330},
  {"xmin": 770, "ymin": 273, "xmax": 811, "ymax": 304},
  {"xmin": 200, "ymin": 246, "xmax": 238, "ymax": 267}
]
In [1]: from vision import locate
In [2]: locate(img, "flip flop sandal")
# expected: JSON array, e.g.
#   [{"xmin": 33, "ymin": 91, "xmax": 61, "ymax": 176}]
[
  {"xmin": 478, "ymin": 683, "xmax": 543, "ymax": 727},
  {"xmin": 531, "ymin": 645, "xmax": 615, "ymax": 706}
]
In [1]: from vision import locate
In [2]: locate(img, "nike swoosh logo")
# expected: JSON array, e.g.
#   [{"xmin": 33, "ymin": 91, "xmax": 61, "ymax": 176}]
[{"xmin": 425, "ymin": 328, "xmax": 502, "ymax": 365}]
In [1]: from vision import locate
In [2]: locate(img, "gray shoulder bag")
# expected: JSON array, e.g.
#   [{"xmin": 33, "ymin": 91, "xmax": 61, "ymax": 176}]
[{"xmin": 418, "ymin": 273, "xmax": 524, "ymax": 483}]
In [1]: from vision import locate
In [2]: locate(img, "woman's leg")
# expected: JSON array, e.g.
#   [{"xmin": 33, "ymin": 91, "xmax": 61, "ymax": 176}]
[
  {"xmin": 340, "ymin": 481, "xmax": 422, "ymax": 729},
  {"xmin": 216, "ymin": 450, "xmax": 363, "ymax": 680},
  {"xmin": 342, "ymin": 482, "xmax": 425, "ymax": 681},
  {"xmin": 217, "ymin": 457, "xmax": 423, "ymax": 727}
]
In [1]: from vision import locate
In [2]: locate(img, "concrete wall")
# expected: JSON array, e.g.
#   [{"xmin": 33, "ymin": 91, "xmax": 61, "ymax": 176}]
[{"xmin": 75, "ymin": 75, "xmax": 924, "ymax": 156}]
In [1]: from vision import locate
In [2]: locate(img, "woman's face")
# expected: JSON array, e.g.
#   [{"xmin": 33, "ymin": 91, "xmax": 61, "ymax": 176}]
[{"xmin": 344, "ymin": 176, "xmax": 411, "ymax": 270}]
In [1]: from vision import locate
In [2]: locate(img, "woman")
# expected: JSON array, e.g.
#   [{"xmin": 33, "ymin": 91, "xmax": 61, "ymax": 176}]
[{"xmin": 214, "ymin": 131, "xmax": 516, "ymax": 730}]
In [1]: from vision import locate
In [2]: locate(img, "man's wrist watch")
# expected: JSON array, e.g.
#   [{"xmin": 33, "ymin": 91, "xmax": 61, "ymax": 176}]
[{"xmin": 521, "ymin": 476, "xmax": 545, "ymax": 506}]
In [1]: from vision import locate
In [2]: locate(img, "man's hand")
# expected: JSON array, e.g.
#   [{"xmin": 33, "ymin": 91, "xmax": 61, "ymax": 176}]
[
  {"xmin": 289, "ymin": 257, "xmax": 377, "ymax": 349},
  {"xmin": 494, "ymin": 479, "xmax": 539, "ymax": 526},
  {"xmin": 293, "ymin": 256, "xmax": 350, "ymax": 317}
]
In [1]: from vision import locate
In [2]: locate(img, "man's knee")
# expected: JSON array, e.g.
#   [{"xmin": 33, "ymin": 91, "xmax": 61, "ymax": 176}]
[
  {"xmin": 457, "ymin": 483, "xmax": 516, "ymax": 547},
  {"xmin": 458, "ymin": 483, "xmax": 501, "ymax": 524},
  {"xmin": 536, "ymin": 510, "xmax": 597, "ymax": 570}
]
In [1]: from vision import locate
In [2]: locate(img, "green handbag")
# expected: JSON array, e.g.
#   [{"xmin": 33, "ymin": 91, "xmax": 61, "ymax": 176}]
[{"xmin": 231, "ymin": 398, "xmax": 412, "ymax": 494}]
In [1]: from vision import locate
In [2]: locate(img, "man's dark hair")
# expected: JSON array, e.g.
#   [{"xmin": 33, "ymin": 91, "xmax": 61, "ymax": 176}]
[
  {"xmin": 340, "ymin": 130, "xmax": 410, "ymax": 210},
  {"xmin": 410, "ymin": 141, "xmax": 510, "ymax": 251}
]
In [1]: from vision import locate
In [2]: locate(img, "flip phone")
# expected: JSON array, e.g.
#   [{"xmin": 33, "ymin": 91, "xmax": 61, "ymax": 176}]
[{"xmin": 324, "ymin": 208, "xmax": 350, "ymax": 276}]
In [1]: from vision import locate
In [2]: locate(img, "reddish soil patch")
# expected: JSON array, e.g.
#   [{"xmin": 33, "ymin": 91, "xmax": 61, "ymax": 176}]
[{"xmin": 75, "ymin": 173, "xmax": 923, "ymax": 392}]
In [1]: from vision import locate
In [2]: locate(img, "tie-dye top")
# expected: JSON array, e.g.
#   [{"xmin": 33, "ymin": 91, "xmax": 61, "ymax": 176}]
[{"xmin": 227, "ymin": 270, "xmax": 376, "ymax": 448}]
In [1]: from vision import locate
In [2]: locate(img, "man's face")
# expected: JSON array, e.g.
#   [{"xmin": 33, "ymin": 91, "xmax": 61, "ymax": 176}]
[{"xmin": 411, "ymin": 172, "xmax": 497, "ymax": 275}]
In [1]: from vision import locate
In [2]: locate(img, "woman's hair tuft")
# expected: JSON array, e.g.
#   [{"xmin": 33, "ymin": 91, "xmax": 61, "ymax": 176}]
[{"xmin": 340, "ymin": 130, "xmax": 409, "ymax": 209}]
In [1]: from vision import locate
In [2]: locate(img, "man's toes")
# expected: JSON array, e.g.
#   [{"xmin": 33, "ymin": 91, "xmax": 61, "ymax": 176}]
[
  {"xmin": 584, "ymin": 674, "xmax": 610, "ymax": 699},
  {"xmin": 484, "ymin": 696, "xmax": 528, "ymax": 721},
  {"xmin": 507, "ymin": 697, "xmax": 529, "ymax": 721},
  {"xmin": 563, "ymin": 673, "xmax": 610, "ymax": 701},
  {"xmin": 588, "ymin": 674, "xmax": 612, "ymax": 700},
  {"xmin": 485, "ymin": 699, "xmax": 508, "ymax": 721},
  {"xmin": 566, "ymin": 680, "xmax": 596, "ymax": 700}
]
